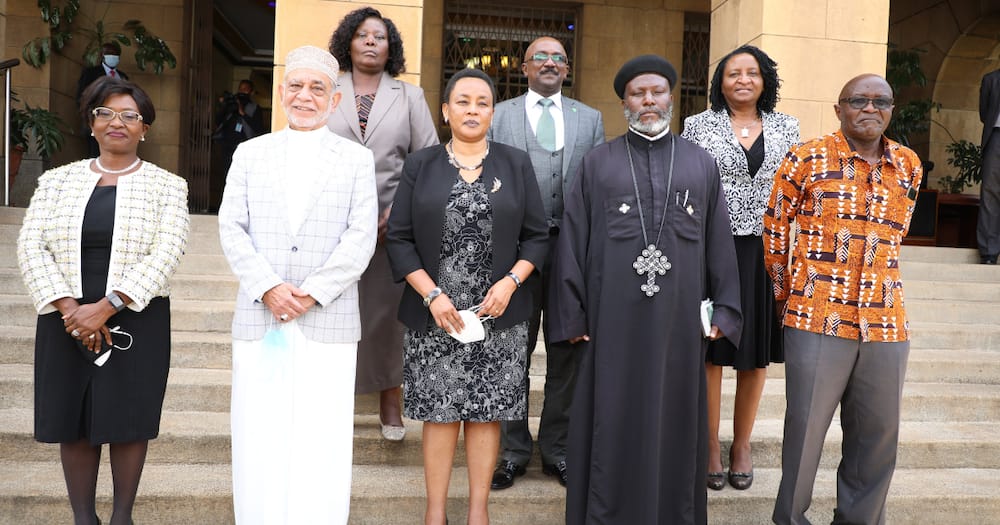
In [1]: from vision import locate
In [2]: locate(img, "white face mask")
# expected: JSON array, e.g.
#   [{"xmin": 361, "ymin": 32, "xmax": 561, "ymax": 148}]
[
  {"xmin": 447, "ymin": 308, "xmax": 496, "ymax": 344},
  {"xmin": 103, "ymin": 55, "xmax": 120, "ymax": 68}
]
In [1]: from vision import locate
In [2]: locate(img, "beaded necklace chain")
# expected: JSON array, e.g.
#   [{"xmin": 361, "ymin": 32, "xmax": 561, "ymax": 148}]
[{"xmin": 445, "ymin": 139, "xmax": 489, "ymax": 171}]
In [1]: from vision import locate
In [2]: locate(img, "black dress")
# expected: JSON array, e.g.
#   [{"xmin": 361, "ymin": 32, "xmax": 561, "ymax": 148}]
[
  {"xmin": 34, "ymin": 185, "xmax": 172, "ymax": 445},
  {"xmin": 705, "ymin": 133, "xmax": 784, "ymax": 369}
]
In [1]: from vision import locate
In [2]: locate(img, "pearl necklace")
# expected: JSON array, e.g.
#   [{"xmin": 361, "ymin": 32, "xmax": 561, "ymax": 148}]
[
  {"xmin": 446, "ymin": 140, "xmax": 489, "ymax": 171},
  {"xmin": 94, "ymin": 157, "xmax": 142, "ymax": 175}
]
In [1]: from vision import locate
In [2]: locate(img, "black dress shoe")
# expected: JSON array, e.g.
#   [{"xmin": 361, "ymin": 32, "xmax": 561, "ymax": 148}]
[
  {"xmin": 491, "ymin": 460, "xmax": 526, "ymax": 490},
  {"xmin": 981, "ymin": 254, "xmax": 998, "ymax": 264},
  {"xmin": 542, "ymin": 460, "xmax": 569, "ymax": 487},
  {"xmin": 707, "ymin": 471, "xmax": 725, "ymax": 490}
]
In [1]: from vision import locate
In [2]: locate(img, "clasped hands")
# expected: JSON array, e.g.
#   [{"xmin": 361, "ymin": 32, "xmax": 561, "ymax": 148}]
[
  {"xmin": 263, "ymin": 282, "xmax": 316, "ymax": 323},
  {"xmin": 430, "ymin": 278, "xmax": 516, "ymax": 334},
  {"xmin": 58, "ymin": 298, "xmax": 114, "ymax": 353}
]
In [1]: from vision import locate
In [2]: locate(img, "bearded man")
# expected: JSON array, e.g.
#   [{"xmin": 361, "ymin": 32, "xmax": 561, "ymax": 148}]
[
  {"xmin": 218, "ymin": 45, "xmax": 377, "ymax": 524},
  {"xmin": 548, "ymin": 54, "xmax": 742, "ymax": 524}
]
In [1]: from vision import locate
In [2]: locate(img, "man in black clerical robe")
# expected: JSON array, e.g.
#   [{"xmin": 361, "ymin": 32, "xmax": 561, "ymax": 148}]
[{"xmin": 548, "ymin": 54, "xmax": 742, "ymax": 524}]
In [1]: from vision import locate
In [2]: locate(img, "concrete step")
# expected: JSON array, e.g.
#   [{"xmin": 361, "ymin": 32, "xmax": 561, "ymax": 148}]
[
  {"xmin": 748, "ymin": 350, "xmax": 1000, "ymax": 384},
  {"xmin": 4, "ymin": 363, "xmax": 1000, "ymax": 422},
  {"xmin": 0, "ymin": 267, "xmax": 238, "ymax": 300},
  {"xmin": 5, "ymin": 408, "xmax": 998, "ymax": 471},
  {"xmin": 904, "ymin": 279, "xmax": 1000, "ymax": 301},
  {"xmin": 1, "ymin": 462, "xmax": 997, "ymax": 525},
  {"xmin": 905, "ymin": 299, "xmax": 1000, "ymax": 325},
  {"xmin": 0, "ymin": 206, "xmax": 25, "ymax": 224},
  {"xmin": 910, "ymin": 321, "xmax": 1000, "ymax": 350},
  {"xmin": 901, "ymin": 259, "xmax": 1000, "ymax": 282},
  {"xmin": 0, "ymin": 326, "xmax": 233, "ymax": 369},
  {"xmin": 900, "ymin": 245, "xmax": 980, "ymax": 264},
  {"xmin": 1, "ymin": 295, "xmax": 236, "ymax": 333},
  {"xmin": 0, "ymin": 219, "xmax": 222, "ymax": 256}
]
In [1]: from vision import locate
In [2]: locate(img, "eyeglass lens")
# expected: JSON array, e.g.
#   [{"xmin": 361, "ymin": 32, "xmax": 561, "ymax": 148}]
[
  {"xmin": 532, "ymin": 53, "xmax": 567, "ymax": 63},
  {"xmin": 843, "ymin": 97, "xmax": 893, "ymax": 110},
  {"xmin": 93, "ymin": 107, "xmax": 142, "ymax": 123}
]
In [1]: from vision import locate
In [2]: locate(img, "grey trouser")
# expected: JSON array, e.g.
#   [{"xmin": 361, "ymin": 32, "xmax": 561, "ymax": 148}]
[
  {"xmin": 978, "ymin": 129, "xmax": 1000, "ymax": 258},
  {"xmin": 500, "ymin": 231, "xmax": 582, "ymax": 467},
  {"xmin": 773, "ymin": 328, "xmax": 909, "ymax": 525}
]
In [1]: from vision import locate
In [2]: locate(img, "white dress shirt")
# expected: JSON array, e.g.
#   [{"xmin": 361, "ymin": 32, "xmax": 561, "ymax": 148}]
[
  {"xmin": 284, "ymin": 127, "xmax": 328, "ymax": 232},
  {"xmin": 525, "ymin": 89, "xmax": 565, "ymax": 151}
]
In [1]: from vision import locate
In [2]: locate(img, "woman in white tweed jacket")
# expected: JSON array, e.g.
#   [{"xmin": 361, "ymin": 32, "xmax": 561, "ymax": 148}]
[{"xmin": 17, "ymin": 76, "xmax": 188, "ymax": 525}]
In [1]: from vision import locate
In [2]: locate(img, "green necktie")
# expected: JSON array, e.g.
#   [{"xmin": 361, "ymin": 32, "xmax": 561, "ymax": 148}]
[{"xmin": 536, "ymin": 98, "xmax": 556, "ymax": 152}]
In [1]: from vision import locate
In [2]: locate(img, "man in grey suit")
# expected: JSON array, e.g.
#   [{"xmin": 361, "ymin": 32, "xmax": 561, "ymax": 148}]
[
  {"xmin": 979, "ymin": 68, "xmax": 1000, "ymax": 264},
  {"xmin": 488, "ymin": 36, "xmax": 605, "ymax": 489},
  {"xmin": 218, "ymin": 45, "xmax": 377, "ymax": 523}
]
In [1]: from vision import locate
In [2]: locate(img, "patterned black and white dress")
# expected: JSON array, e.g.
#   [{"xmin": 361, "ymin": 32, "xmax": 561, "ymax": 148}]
[{"xmin": 402, "ymin": 176, "xmax": 528, "ymax": 423}]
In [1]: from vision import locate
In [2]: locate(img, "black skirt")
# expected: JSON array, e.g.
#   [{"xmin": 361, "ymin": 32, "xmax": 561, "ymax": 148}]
[
  {"xmin": 33, "ymin": 186, "xmax": 171, "ymax": 445},
  {"xmin": 706, "ymin": 235, "xmax": 783, "ymax": 370}
]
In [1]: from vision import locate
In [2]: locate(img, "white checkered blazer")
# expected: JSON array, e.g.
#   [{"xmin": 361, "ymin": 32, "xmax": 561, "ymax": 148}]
[
  {"xmin": 218, "ymin": 128, "xmax": 378, "ymax": 343},
  {"xmin": 18, "ymin": 160, "xmax": 189, "ymax": 314}
]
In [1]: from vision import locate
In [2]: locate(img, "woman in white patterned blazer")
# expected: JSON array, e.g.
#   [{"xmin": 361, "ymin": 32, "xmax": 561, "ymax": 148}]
[
  {"xmin": 17, "ymin": 76, "xmax": 189, "ymax": 525},
  {"xmin": 681, "ymin": 44, "xmax": 799, "ymax": 492}
]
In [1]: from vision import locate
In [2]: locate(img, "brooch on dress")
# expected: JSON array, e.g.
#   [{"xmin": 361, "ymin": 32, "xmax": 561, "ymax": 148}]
[
  {"xmin": 491, "ymin": 178, "xmax": 502, "ymax": 193},
  {"xmin": 619, "ymin": 203, "xmax": 630, "ymax": 214}
]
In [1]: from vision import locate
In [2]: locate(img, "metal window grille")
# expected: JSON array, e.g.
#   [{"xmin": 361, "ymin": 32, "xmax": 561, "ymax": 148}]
[
  {"xmin": 442, "ymin": 0, "xmax": 580, "ymax": 103},
  {"xmin": 680, "ymin": 12, "xmax": 710, "ymax": 122}
]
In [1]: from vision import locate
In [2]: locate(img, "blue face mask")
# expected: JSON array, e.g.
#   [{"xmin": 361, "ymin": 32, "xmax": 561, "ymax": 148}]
[
  {"xmin": 262, "ymin": 326, "xmax": 289, "ymax": 350},
  {"xmin": 103, "ymin": 55, "xmax": 120, "ymax": 68}
]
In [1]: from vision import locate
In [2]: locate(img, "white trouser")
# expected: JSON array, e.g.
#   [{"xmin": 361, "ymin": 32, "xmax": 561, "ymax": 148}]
[{"xmin": 231, "ymin": 323, "xmax": 357, "ymax": 525}]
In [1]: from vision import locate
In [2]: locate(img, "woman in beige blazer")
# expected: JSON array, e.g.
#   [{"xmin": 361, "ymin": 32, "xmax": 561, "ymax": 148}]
[{"xmin": 327, "ymin": 6, "xmax": 439, "ymax": 441}]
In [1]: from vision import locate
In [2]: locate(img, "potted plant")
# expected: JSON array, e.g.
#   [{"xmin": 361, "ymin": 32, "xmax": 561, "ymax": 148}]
[
  {"xmin": 937, "ymin": 139, "xmax": 983, "ymax": 193},
  {"xmin": 8, "ymin": 100, "xmax": 65, "ymax": 188}
]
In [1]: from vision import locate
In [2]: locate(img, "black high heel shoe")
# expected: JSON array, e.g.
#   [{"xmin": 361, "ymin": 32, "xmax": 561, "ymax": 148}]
[{"xmin": 728, "ymin": 447, "xmax": 754, "ymax": 490}]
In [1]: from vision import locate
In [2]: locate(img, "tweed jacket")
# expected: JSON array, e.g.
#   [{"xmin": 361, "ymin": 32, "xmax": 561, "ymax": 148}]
[
  {"xmin": 328, "ymin": 71, "xmax": 439, "ymax": 214},
  {"xmin": 386, "ymin": 143, "xmax": 549, "ymax": 333},
  {"xmin": 218, "ymin": 128, "xmax": 378, "ymax": 344},
  {"xmin": 488, "ymin": 93, "xmax": 604, "ymax": 227},
  {"xmin": 18, "ymin": 160, "xmax": 189, "ymax": 314},
  {"xmin": 682, "ymin": 109, "xmax": 799, "ymax": 236}
]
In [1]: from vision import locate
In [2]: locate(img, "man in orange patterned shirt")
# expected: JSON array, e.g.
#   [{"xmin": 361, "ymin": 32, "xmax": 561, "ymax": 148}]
[{"xmin": 764, "ymin": 74, "xmax": 922, "ymax": 525}]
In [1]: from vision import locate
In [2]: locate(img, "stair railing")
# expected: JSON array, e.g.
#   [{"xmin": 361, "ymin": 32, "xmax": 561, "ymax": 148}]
[{"xmin": 2, "ymin": 58, "xmax": 21, "ymax": 207}]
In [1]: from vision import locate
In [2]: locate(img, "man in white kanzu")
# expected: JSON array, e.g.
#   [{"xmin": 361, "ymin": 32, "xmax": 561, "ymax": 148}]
[{"xmin": 218, "ymin": 45, "xmax": 378, "ymax": 524}]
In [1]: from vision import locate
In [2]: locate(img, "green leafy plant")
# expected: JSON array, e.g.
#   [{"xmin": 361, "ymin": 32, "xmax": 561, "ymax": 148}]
[
  {"xmin": 885, "ymin": 46, "xmax": 940, "ymax": 148},
  {"xmin": 937, "ymin": 140, "xmax": 983, "ymax": 193},
  {"xmin": 10, "ymin": 103, "xmax": 66, "ymax": 159},
  {"xmin": 22, "ymin": 0, "xmax": 177, "ymax": 74}
]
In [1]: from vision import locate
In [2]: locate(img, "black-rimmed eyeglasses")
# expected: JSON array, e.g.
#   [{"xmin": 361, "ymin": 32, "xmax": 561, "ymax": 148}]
[
  {"xmin": 92, "ymin": 107, "xmax": 144, "ymax": 124},
  {"xmin": 839, "ymin": 97, "xmax": 894, "ymax": 110}
]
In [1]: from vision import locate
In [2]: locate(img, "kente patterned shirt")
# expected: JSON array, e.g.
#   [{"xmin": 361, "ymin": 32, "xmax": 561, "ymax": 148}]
[{"xmin": 763, "ymin": 130, "xmax": 923, "ymax": 342}]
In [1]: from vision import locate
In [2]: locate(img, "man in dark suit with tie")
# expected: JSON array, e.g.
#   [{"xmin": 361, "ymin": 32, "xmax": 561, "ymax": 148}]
[
  {"xmin": 77, "ymin": 42, "xmax": 130, "ymax": 157},
  {"xmin": 487, "ymin": 36, "xmax": 605, "ymax": 489},
  {"xmin": 979, "ymin": 69, "xmax": 1000, "ymax": 264}
]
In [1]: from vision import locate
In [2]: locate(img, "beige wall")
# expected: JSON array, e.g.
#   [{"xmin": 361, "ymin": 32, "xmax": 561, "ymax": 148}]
[
  {"xmin": 273, "ymin": 0, "xmax": 429, "ymax": 131},
  {"xmin": 2, "ymin": 0, "xmax": 185, "ymax": 205},
  {"xmin": 711, "ymin": 0, "xmax": 890, "ymax": 142}
]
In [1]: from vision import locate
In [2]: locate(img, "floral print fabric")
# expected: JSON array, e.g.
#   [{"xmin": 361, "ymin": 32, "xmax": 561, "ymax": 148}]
[{"xmin": 403, "ymin": 176, "xmax": 528, "ymax": 422}]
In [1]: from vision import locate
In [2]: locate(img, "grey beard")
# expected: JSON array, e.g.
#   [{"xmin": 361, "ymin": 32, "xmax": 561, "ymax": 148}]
[{"xmin": 624, "ymin": 105, "xmax": 672, "ymax": 136}]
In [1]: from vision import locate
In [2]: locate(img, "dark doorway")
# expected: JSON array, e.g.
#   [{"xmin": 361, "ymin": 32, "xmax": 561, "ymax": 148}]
[{"xmin": 182, "ymin": 0, "xmax": 275, "ymax": 213}]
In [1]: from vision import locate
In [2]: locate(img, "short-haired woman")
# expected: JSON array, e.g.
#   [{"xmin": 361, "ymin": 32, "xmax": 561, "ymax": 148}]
[{"xmin": 18, "ymin": 76, "xmax": 189, "ymax": 524}]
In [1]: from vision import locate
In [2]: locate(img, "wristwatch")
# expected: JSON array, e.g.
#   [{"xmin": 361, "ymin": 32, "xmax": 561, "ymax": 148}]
[
  {"xmin": 423, "ymin": 287, "xmax": 442, "ymax": 307},
  {"xmin": 106, "ymin": 292, "xmax": 126, "ymax": 312}
]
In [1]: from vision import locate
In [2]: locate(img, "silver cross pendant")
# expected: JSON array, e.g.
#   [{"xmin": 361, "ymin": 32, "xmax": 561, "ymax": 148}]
[{"xmin": 632, "ymin": 244, "xmax": 671, "ymax": 297}]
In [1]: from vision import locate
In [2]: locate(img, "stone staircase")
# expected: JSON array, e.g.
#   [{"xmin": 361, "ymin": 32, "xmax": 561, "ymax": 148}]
[{"xmin": 1, "ymin": 205, "xmax": 999, "ymax": 524}]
